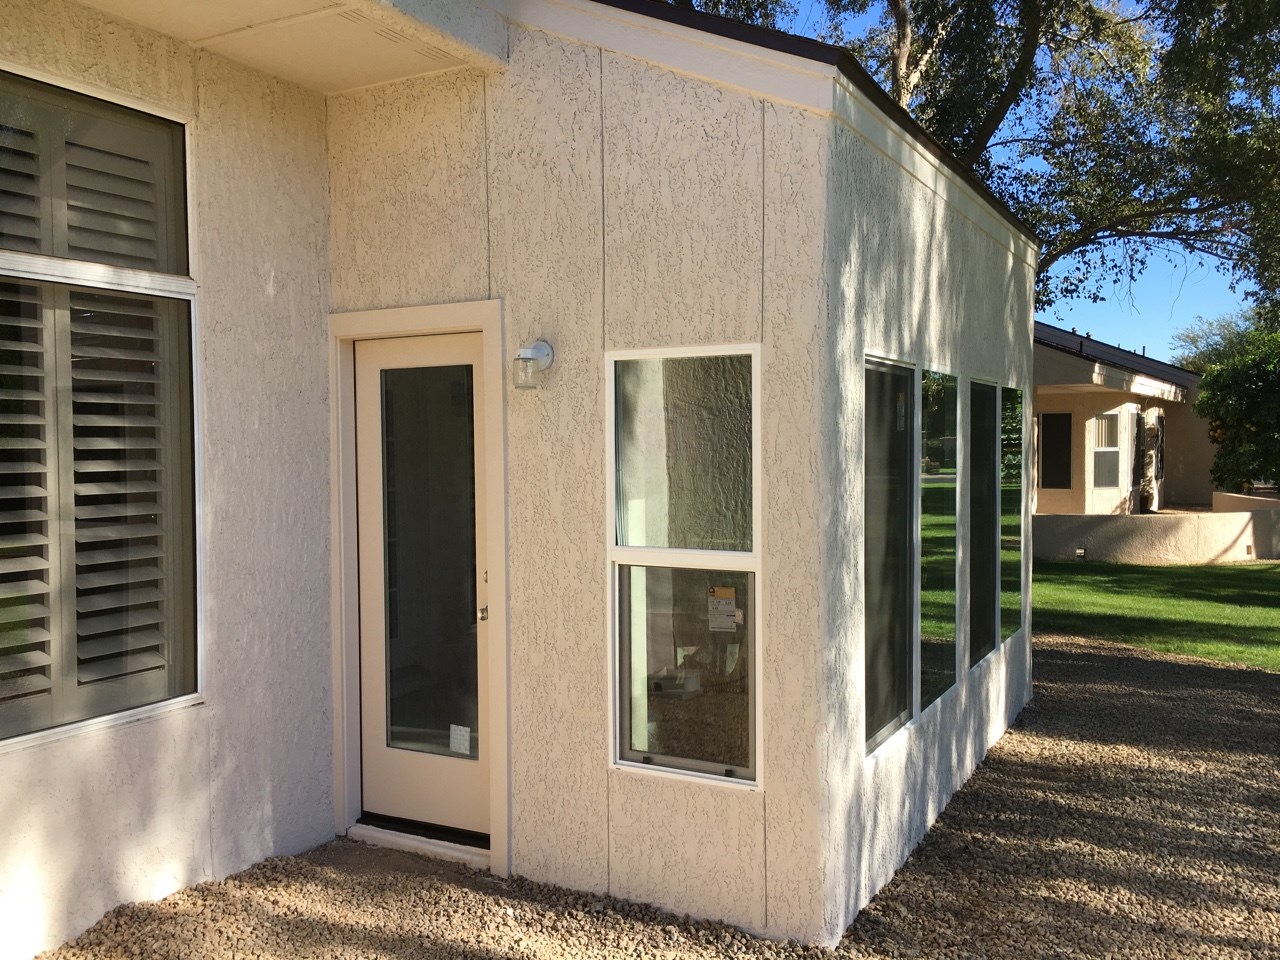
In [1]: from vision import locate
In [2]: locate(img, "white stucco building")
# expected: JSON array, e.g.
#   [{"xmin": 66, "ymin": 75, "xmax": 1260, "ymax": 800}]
[{"xmin": 0, "ymin": 1, "xmax": 1036, "ymax": 955}]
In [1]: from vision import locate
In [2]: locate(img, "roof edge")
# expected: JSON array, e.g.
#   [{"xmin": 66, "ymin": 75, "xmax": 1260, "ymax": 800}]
[
  {"xmin": 1033, "ymin": 322, "xmax": 1201, "ymax": 390},
  {"xmin": 587, "ymin": 0, "xmax": 1041, "ymax": 248}
]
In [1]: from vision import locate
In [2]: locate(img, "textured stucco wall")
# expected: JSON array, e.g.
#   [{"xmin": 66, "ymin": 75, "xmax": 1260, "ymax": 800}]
[
  {"xmin": 820, "ymin": 112, "xmax": 1036, "ymax": 941},
  {"xmin": 328, "ymin": 70, "xmax": 489, "ymax": 312},
  {"xmin": 0, "ymin": 4, "xmax": 333, "ymax": 957},
  {"xmin": 326, "ymin": 26, "xmax": 830, "ymax": 939},
  {"xmin": 1034, "ymin": 393, "xmax": 1140, "ymax": 515},
  {"xmin": 1163, "ymin": 390, "xmax": 1215, "ymax": 506},
  {"xmin": 487, "ymin": 29, "xmax": 610, "ymax": 894}
]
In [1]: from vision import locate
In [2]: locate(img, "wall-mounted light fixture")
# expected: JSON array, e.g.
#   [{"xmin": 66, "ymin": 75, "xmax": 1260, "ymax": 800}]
[{"xmin": 513, "ymin": 339, "xmax": 554, "ymax": 390}]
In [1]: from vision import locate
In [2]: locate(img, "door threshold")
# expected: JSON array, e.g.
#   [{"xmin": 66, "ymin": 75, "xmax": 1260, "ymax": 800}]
[{"xmin": 349, "ymin": 821, "xmax": 491, "ymax": 871}]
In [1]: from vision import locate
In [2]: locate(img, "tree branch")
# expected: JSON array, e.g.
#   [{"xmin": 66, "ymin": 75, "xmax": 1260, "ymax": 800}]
[
  {"xmin": 960, "ymin": 0, "xmax": 1043, "ymax": 166},
  {"xmin": 886, "ymin": 0, "xmax": 913, "ymax": 107}
]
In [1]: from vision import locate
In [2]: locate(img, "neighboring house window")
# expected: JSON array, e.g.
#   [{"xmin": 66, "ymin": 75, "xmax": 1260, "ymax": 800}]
[
  {"xmin": 968, "ymin": 381, "xmax": 998, "ymax": 666},
  {"xmin": 865, "ymin": 361, "xmax": 914, "ymax": 746},
  {"xmin": 611, "ymin": 349, "xmax": 757, "ymax": 781},
  {"xmin": 1093, "ymin": 413, "xmax": 1121, "ymax": 488},
  {"xmin": 919, "ymin": 371, "xmax": 958, "ymax": 709},
  {"xmin": 0, "ymin": 71, "xmax": 195, "ymax": 741},
  {"xmin": 1038, "ymin": 412, "xmax": 1072, "ymax": 489}
]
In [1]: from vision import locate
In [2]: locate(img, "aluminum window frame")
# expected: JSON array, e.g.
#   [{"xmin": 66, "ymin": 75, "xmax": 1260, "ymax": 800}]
[
  {"xmin": 605, "ymin": 343, "xmax": 762, "ymax": 787},
  {"xmin": 0, "ymin": 69, "xmax": 201, "ymax": 752}
]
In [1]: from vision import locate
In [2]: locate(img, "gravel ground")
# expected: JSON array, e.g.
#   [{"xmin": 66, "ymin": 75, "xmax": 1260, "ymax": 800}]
[{"xmin": 42, "ymin": 635, "xmax": 1280, "ymax": 960}]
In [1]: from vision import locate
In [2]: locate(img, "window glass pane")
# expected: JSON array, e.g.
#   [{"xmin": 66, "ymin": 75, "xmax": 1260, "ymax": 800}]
[
  {"xmin": 1095, "ymin": 412, "xmax": 1119, "ymax": 449},
  {"xmin": 969, "ymin": 382, "xmax": 998, "ymax": 666},
  {"xmin": 1039, "ymin": 412, "xmax": 1072, "ymax": 489},
  {"xmin": 381, "ymin": 365, "xmax": 479, "ymax": 759},
  {"xmin": 0, "ymin": 70, "xmax": 188, "ymax": 275},
  {"xmin": 865, "ymin": 363, "xmax": 914, "ymax": 744},
  {"xmin": 618, "ymin": 565, "xmax": 752, "ymax": 778},
  {"xmin": 615, "ymin": 354, "xmax": 752, "ymax": 552},
  {"xmin": 1, "ymin": 280, "xmax": 195, "ymax": 739},
  {"xmin": 920, "ymin": 372, "xmax": 957, "ymax": 708},
  {"xmin": 0, "ymin": 280, "xmax": 53, "ymax": 736},
  {"xmin": 1001, "ymin": 388, "xmax": 1023, "ymax": 641}
]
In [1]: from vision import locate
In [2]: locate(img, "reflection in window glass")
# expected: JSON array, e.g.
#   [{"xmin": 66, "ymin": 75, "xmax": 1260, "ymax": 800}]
[
  {"xmin": 618, "ymin": 566, "xmax": 753, "ymax": 778},
  {"xmin": 969, "ymin": 382, "xmax": 998, "ymax": 665},
  {"xmin": 1001, "ymin": 388, "xmax": 1024, "ymax": 641},
  {"xmin": 865, "ymin": 363, "xmax": 914, "ymax": 745},
  {"xmin": 920, "ymin": 372, "xmax": 957, "ymax": 707},
  {"xmin": 615, "ymin": 355, "xmax": 752, "ymax": 552}
]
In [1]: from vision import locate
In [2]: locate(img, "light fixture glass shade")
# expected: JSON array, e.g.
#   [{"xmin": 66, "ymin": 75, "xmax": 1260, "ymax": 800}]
[{"xmin": 513, "ymin": 339, "xmax": 553, "ymax": 389}]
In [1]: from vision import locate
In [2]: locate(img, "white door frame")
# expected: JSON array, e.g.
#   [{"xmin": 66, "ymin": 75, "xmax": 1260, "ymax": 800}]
[{"xmin": 328, "ymin": 299, "xmax": 509, "ymax": 875}]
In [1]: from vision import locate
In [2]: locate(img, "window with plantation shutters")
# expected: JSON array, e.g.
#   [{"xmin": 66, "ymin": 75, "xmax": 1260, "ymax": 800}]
[
  {"xmin": 0, "ymin": 70, "xmax": 186, "ymax": 274},
  {"xmin": 0, "ymin": 71, "xmax": 193, "ymax": 741}
]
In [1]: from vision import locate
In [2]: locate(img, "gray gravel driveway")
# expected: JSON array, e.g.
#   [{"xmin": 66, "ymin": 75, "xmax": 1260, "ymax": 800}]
[{"xmin": 42, "ymin": 635, "xmax": 1280, "ymax": 959}]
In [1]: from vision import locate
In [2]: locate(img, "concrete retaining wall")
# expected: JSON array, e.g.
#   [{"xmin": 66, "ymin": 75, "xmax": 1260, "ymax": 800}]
[{"xmin": 1034, "ymin": 510, "xmax": 1280, "ymax": 564}]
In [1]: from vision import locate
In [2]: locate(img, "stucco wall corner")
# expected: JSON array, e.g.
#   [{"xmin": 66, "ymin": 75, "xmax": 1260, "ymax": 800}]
[
  {"xmin": 759, "ymin": 98, "xmax": 832, "ymax": 942},
  {"xmin": 191, "ymin": 50, "xmax": 335, "ymax": 878}
]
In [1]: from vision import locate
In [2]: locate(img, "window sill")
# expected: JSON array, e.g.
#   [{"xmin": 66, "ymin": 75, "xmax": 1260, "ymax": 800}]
[
  {"xmin": 611, "ymin": 758, "xmax": 760, "ymax": 792},
  {"xmin": 0, "ymin": 693, "xmax": 205, "ymax": 758}
]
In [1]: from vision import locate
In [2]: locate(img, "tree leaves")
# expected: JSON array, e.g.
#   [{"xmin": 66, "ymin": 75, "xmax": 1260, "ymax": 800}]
[{"xmin": 1194, "ymin": 326, "xmax": 1280, "ymax": 491}]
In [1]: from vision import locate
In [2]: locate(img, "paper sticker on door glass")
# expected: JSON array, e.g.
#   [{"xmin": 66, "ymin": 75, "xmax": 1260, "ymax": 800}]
[
  {"xmin": 708, "ymin": 586, "xmax": 737, "ymax": 632},
  {"xmin": 449, "ymin": 724, "xmax": 471, "ymax": 754}
]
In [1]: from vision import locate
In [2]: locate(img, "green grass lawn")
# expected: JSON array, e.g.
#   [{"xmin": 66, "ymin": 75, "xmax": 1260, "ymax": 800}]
[{"xmin": 1033, "ymin": 560, "xmax": 1280, "ymax": 672}]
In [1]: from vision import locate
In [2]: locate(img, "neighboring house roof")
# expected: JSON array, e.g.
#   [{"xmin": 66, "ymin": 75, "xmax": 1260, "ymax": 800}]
[
  {"xmin": 1034, "ymin": 320, "xmax": 1201, "ymax": 394},
  {"xmin": 592, "ymin": 0, "xmax": 1039, "ymax": 247}
]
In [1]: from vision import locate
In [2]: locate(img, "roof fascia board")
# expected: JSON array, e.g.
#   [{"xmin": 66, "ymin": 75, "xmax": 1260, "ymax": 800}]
[
  {"xmin": 1035, "ymin": 341, "xmax": 1187, "ymax": 401},
  {"xmin": 504, "ymin": 0, "xmax": 839, "ymax": 112},
  {"xmin": 832, "ymin": 75, "xmax": 1039, "ymax": 267}
]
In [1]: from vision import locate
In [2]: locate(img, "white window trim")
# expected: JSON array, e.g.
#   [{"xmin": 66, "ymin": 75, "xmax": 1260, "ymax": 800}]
[
  {"xmin": 604, "ymin": 343, "xmax": 763, "ymax": 788},
  {"xmin": 0, "ymin": 69, "xmax": 204, "ymax": 749},
  {"xmin": 1092, "ymin": 412, "xmax": 1122, "ymax": 489},
  {"xmin": 999, "ymin": 385, "xmax": 1027, "ymax": 645}
]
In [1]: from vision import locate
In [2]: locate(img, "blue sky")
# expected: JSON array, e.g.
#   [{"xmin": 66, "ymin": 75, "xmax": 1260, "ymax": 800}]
[{"xmin": 777, "ymin": 0, "xmax": 1250, "ymax": 362}]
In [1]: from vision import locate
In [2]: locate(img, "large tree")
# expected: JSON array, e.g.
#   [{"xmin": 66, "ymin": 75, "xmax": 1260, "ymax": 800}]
[
  {"xmin": 665, "ymin": 0, "xmax": 1280, "ymax": 312},
  {"xmin": 1193, "ymin": 325, "xmax": 1280, "ymax": 491}
]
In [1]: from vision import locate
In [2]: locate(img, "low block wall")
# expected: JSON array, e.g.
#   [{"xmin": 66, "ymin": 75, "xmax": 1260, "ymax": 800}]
[
  {"xmin": 1213, "ymin": 491, "xmax": 1280, "ymax": 512},
  {"xmin": 1034, "ymin": 510, "xmax": 1280, "ymax": 564}
]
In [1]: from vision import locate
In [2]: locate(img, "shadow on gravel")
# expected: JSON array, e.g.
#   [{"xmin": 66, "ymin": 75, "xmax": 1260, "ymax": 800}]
[
  {"xmin": 845, "ymin": 635, "xmax": 1280, "ymax": 959},
  {"xmin": 43, "ymin": 636, "xmax": 1280, "ymax": 960}
]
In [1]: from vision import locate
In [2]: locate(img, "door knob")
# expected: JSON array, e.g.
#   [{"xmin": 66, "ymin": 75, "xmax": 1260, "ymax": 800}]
[{"xmin": 478, "ymin": 605, "xmax": 489, "ymax": 622}]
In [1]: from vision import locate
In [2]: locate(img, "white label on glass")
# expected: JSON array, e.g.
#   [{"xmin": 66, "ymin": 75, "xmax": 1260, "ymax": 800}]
[
  {"xmin": 708, "ymin": 586, "xmax": 737, "ymax": 633},
  {"xmin": 449, "ymin": 724, "xmax": 470, "ymax": 754}
]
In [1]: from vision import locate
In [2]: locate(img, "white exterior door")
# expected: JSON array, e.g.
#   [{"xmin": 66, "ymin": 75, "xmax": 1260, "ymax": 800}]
[{"xmin": 355, "ymin": 333, "xmax": 489, "ymax": 836}]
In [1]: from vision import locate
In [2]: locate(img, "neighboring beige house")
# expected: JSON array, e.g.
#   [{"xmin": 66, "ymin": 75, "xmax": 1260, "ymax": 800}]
[
  {"xmin": 0, "ymin": 1, "xmax": 1036, "ymax": 956},
  {"xmin": 1033, "ymin": 322, "xmax": 1214, "ymax": 515}
]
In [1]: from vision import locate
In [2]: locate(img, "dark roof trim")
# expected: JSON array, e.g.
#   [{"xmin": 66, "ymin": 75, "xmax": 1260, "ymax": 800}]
[
  {"xmin": 588, "ymin": 0, "xmax": 1040, "ymax": 247},
  {"xmin": 1033, "ymin": 321, "xmax": 1201, "ymax": 390}
]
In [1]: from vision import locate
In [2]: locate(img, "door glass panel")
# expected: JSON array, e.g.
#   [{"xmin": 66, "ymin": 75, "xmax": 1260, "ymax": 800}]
[{"xmin": 381, "ymin": 365, "xmax": 478, "ymax": 759}]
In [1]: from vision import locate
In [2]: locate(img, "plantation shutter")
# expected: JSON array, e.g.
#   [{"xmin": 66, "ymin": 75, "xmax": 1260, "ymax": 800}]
[
  {"xmin": 0, "ymin": 109, "xmax": 47, "ymax": 255},
  {"xmin": 0, "ymin": 280, "xmax": 57, "ymax": 732},
  {"xmin": 0, "ymin": 71, "xmax": 192, "ymax": 741},
  {"xmin": 0, "ymin": 281, "xmax": 193, "ymax": 736},
  {"xmin": 68, "ymin": 288, "xmax": 192, "ymax": 717},
  {"xmin": 1, "ymin": 71, "xmax": 186, "ymax": 275}
]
